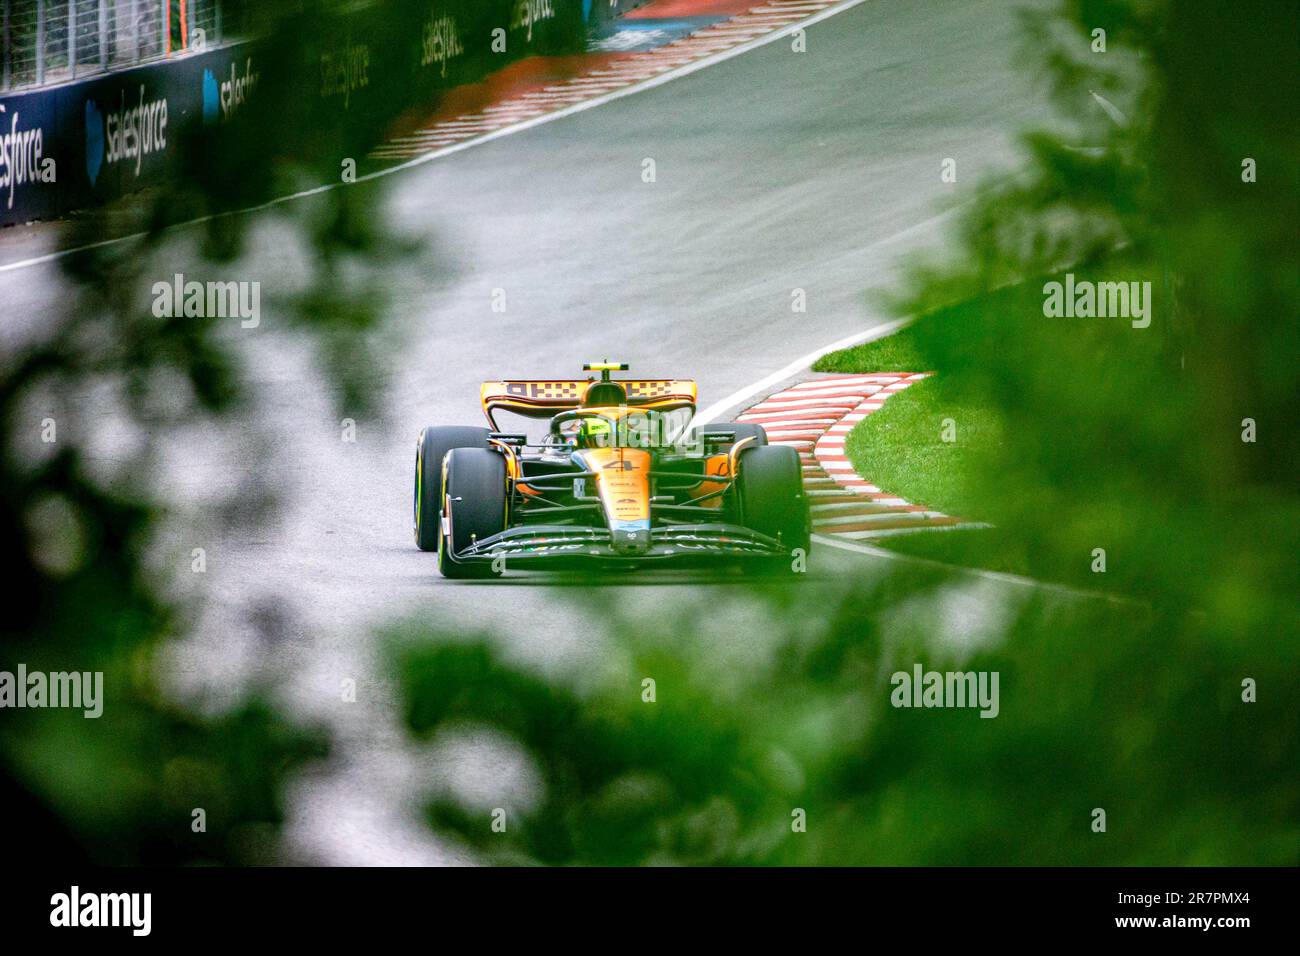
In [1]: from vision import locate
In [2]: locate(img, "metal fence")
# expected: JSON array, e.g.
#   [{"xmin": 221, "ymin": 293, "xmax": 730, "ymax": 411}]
[{"xmin": 1, "ymin": 0, "xmax": 231, "ymax": 91}]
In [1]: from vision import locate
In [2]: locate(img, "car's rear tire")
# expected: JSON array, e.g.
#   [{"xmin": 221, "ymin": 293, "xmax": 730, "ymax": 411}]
[
  {"xmin": 438, "ymin": 448, "xmax": 507, "ymax": 579},
  {"xmin": 737, "ymin": 445, "xmax": 811, "ymax": 565},
  {"xmin": 698, "ymin": 421, "xmax": 768, "ymax": 448},
  {"xmin": 414, "ymin": 426, "xmax": 492, "ymax": 551}
]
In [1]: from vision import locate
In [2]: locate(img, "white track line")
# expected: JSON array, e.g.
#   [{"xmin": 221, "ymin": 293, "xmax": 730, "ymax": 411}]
[
  {"xmin": 0, "ymin": 0, "xmax": 874, "ymax": 276},
  {"xmin": 691, "ymin": 316, "xmax": 908, "ymax": 427}
]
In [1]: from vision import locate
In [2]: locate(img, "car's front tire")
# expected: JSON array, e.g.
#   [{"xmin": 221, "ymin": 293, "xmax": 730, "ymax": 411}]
[
  {"xmin": 438, "ymin": 448, "xmax": 507, "ymax": 579},
  {"xmin": 414, "ymin": 426, "xmax": 492, "ymax": 552},
  {"xmin": 736, "ymin": 444, "xmax": 811, "ymax": 567}
]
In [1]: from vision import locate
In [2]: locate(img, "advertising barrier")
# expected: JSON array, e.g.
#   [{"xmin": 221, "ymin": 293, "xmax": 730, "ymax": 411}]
[{"xmin": 0, "ymin": 0, "xmax": 611, "ymax": 227}]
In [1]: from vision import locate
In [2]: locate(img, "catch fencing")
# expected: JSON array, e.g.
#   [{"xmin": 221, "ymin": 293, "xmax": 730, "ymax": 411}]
[{"xmin": 2, "ymin": 1, "xmax": 234, "ymax": 91}]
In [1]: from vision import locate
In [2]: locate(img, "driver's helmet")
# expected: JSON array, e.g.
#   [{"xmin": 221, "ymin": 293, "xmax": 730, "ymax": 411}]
[
  {"xmin": 584, "ymin": 381, "xmax": 627, "ymax": 407},
  {"xmin": 575, "ymin": 416, "xmax": 614, "ymax": 449}
]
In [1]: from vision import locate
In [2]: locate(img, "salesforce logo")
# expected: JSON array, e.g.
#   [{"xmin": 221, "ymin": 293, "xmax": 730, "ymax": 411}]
[
  {"xmin": 202, "ymin": 69, "xmax": 220, "ymax": 125},
  {"xmin": 204, "ymin": 60, "xmax": 259, "ymax": 124},
  {"xmin": 1, "ymin": 103, "xmax": 57, "ymax": 210},
  {"xmin": 85, "ymin": 86, "xmax": 169, "ymax": 183}
]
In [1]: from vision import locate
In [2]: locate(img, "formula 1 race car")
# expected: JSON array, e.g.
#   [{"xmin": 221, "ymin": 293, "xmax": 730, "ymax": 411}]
[{"xmin": 413, "ymin": 362, "xmax": 810, "ymax": 577}]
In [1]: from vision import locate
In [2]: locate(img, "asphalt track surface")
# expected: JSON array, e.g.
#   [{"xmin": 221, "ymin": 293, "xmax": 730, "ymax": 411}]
[{"xmin": 0, "ymin": 0, "xmax": 1053, "ymax": 863}]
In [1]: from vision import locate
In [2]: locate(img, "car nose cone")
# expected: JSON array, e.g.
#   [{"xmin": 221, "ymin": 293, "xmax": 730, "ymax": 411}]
[{"xmin": 610, "ymin": 528, "xmax": 650, "ymax": 554}]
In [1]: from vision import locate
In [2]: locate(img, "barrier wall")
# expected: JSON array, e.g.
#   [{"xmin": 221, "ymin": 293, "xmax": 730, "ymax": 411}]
[{"xmin": 0, "ymin": 0, "xmax": 627, "ymax": 227}]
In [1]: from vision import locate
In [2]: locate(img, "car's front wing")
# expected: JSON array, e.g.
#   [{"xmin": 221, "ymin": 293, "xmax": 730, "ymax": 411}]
[{"xmin": 445, "ymin": 522, "xmax": 790, "ymax": 567}]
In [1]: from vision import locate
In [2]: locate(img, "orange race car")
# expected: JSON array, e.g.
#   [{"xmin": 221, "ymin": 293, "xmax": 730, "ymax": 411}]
[{"xmin": 413, "ymin": 362, "xmax": 811, "ymax": 577}]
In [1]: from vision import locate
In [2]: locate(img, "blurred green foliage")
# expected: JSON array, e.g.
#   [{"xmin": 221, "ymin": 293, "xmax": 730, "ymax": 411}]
[
  {"xmin": 0, "ymin": 0, "xmax": 523, "ymax": 863},
  {"xmin": 4, "ymin": 0, "xmax": 593, "ymax": 866},
  {"xmin": 5, "ymin": 0, "xmax": 1295, "ymax": 867},
  {"xmin": 394, "ymin": 574, "xmax": 1296, "ymax": 864},
  {"xmin": 396, "ymin": 0, "xmax": 1299, "ymax": 865}
]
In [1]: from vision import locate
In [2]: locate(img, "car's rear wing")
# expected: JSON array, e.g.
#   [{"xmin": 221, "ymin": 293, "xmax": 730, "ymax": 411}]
[{"xmin": 480, "ymin": 379, "xmax": 697, "ymax": 427}]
